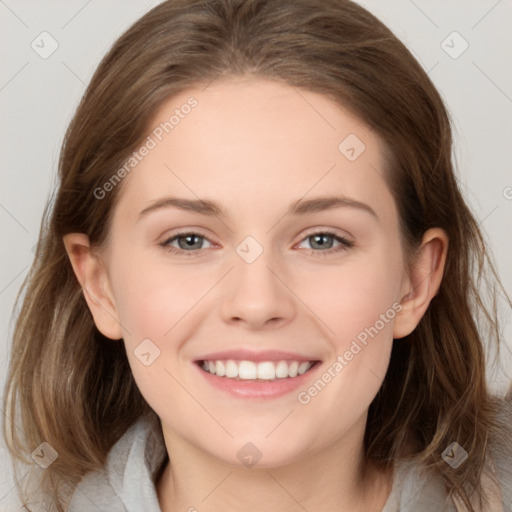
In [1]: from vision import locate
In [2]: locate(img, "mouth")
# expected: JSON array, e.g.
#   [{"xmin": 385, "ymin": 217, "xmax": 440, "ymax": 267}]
[
  {"xmin": 195, "ymin": 358, "xmax": 322, "ymax": 383},
  {"xmin": 192, "ymin": 349, "xmax": 323, "ymax": 398}
]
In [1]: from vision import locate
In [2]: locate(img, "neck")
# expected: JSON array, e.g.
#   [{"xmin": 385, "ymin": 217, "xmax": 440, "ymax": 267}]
[{"xmin": 156, "ymin": 419, "xmax": 393, "ymax": 512}]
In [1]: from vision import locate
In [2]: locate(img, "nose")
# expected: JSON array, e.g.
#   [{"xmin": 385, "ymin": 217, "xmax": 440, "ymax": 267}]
[{"xmin": 220, "ymin": 248, "xmax": 296, "ymax": 330}]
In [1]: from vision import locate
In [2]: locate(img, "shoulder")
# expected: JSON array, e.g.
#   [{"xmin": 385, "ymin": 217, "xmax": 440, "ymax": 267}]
[
  {"xmin": 452, "ymin": 394, "xmax": 512, "ymax": 512},
  {"xmin": 68, "ymin": 467, "xmax": 127, "ymax": 512},
  {"xmin": 484, "ymin": 393, "xmax": 512, "ymax": 511},
  {"xmin": 384, "ymin": 459, "xmax": 458, "ymax": 512},
  {"xmin": 385, "ymin": 395, "xmax": 512, "ymax": 512},
  {"xmin": 67, "ymin": 412, "xmax": 165, "ymax": 512}
]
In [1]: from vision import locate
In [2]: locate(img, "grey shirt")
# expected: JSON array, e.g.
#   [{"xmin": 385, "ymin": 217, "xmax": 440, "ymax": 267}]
[{"xmin": 68, "ymin": 405, "xmax": 512, "ymax": 512}]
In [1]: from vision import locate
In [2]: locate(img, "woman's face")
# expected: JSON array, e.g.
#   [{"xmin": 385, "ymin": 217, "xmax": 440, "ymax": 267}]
[{"xmin": 99, "ymin": 77, "xmax": 410, "ymax": 467}]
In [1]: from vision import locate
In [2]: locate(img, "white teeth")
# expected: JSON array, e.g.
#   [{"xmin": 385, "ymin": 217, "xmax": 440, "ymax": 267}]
[
  {"xmin": 215, "ymin": 360, "xmax": 226, "ymax": 377},
  {"xmin": 288, "ymin": 361, "xmax": 299, "ymax": 378},
  {"xmin": 238, "ymin": 361, "xmax": 257, "ymax": 379},
  {"xmin": 199, "ymin": 359, "xmax": 315, "ymax": 381},
  {"xmin": 298, "ymin": 362, "xmax": 310, "ymax": 375},
  {"xmin": 257, "ymin": 362, "xmax": 276, "ymax": 380},
  {"xmin": 275, "ymin": 361, "xmax": 289, "ymax": 378},
  {"xmin": 226, "ymin": 360, "xmax": 238, "ymax": 378}
]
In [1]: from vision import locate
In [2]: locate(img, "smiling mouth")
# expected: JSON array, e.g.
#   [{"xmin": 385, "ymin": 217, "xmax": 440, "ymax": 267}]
[{"xmin": 195, "ymin": 359, "xmax": 321, "ymax": 382}]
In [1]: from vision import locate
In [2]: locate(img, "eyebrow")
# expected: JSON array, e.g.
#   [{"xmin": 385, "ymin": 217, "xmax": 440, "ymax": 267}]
[{"xmin": 138, "ymin": 195, "xmax": 378, "ymax": 220}]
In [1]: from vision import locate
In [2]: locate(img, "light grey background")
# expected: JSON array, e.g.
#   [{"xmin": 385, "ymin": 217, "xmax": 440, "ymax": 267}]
[{"xmin": 1, "ymin": 0, "xmax": 511, "ymax": 509}]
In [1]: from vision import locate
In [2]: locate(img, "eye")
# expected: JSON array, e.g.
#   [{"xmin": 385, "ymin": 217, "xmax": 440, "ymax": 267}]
[
  {"xmin": 159, "ymin": 229, "xmax": 353, "ymax": 257},
  {"xmin": 297, "ymin": 229, "xmax": 353, "ymax": 256},
  {"xmin": 160, "ymin": 231, "xmax": 214, "ymax": 256}
]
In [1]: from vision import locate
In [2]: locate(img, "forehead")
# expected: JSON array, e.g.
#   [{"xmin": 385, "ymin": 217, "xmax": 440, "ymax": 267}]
[{"xmin": 112, "ymin": 77, "xmax": 397, "ymax": 227}]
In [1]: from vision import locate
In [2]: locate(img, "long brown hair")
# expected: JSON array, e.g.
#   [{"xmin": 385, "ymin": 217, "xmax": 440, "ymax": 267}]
[{"xmin": 3, "ymin": 0, "xmax": 510, "ymax": 510}]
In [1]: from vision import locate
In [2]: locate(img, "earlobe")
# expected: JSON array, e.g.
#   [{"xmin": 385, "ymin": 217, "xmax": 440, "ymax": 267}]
[
  {"xmin": 393, "ymin": 228, "xmax": 448, "ymax": 339},
  {"xmin": 62, "ymin": 233, "xmax": 123, "ymax": 340}
]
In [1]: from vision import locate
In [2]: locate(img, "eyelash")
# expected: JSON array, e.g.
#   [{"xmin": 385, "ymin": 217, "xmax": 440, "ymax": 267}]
[{"xmin": 159, "ymin": 229, "xmax": 354, "ymax": 257}]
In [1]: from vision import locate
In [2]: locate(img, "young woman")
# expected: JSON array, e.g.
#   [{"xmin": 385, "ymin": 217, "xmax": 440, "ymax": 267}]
[{"xmin": 3, "ymin": 1, "xmax": 511, "ymax": 511}]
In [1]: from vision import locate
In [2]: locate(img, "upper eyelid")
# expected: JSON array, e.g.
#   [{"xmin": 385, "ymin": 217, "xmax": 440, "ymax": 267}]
[{"xmin": 300, "ymin": 226, "xmax": 353, "ymax": 240}]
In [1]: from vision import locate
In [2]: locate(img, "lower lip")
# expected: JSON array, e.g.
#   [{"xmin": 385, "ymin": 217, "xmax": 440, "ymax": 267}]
[{"xmin": 193, "ymin": 361, "xmax": 322, "ymax": 399}]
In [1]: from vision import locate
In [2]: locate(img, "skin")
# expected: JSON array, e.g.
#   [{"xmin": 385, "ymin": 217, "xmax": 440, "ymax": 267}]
[{"xmin": 64, "ymin": 76, "xmax": 448, "ymax": 512}]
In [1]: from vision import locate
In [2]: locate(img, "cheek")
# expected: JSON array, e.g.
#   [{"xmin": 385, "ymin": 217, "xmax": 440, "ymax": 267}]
[
  {"xmin": 108, "ymin": 254, "xmax": 210, "ymax": 405},
  {"xmin": 294, "ymin": 245, "xmax": 403, "ymax": 415},
  {"xmin": 109, "ymin": 249, "xmax": 207, "ymax": 346},
  {"xmin": 302, "ymin": 252, "xmax": 403, "ymax": 345}
]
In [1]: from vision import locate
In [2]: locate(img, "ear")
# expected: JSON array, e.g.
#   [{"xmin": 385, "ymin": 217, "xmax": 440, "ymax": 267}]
[
  {"xmin": 63, "ymin": 233, "xmax": 123, "ymax": 340},
  {"xmin": 393, "ymin": 228, "xmax": 448, "ymax": 339}
]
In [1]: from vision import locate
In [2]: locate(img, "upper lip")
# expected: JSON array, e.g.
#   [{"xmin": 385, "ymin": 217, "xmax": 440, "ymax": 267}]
[{"xmin": 195, "ymin": 349, "xmax": 321, "ymax": 363}]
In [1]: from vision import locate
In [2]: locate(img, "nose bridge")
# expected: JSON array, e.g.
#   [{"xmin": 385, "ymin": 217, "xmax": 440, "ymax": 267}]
[
  {"xmin": 220, "ymin": 236, "xmax": 295, "ymax": 328},
  {"xmin": 234, "ymin": 245, "xmax": 276, "ymax": 293}
]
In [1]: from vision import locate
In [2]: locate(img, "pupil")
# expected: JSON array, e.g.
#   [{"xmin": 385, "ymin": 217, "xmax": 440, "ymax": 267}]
[
  {"xmin": 180, "ymin": 235, "xmax": 201, "ymax": 249},
  {"xmin": 312, "ymin": 234, "xmax": 333, "ymax": 249}
]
